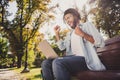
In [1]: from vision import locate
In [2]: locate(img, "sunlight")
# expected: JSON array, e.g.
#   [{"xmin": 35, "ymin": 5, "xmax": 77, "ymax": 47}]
[
  {"xmin": 40, "ymin": 0, "xmax": 89, "ymax": 39},
  {"xmin": 6, "ymin": 1, "xmax": 17, "ymax": 21}
]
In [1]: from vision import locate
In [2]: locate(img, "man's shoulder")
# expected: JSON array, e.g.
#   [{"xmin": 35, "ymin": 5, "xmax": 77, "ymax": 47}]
[
  {"xmin": 81, "ymin": 21, "xmax": 95, "ymax": 29},
  {"xmin": 82, "ymin": 21, "xmax": 92, "ymax": 25}
]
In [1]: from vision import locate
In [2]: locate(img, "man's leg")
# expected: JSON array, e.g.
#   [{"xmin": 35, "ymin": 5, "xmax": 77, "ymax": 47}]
[
  {"xmin": 52, "ymin": 56, "xmax": 88, "ymax": 80},
  {"xmin": 41, "ymin": 59, "xmax": 54, "ymax": 80}
]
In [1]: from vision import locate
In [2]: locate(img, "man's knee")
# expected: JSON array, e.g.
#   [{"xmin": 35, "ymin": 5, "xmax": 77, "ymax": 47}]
[
  {"xmin": 52, "ymin": 58, "xmax": 64, "ymax": 67},
  {"xmin": 41, "ymin": 59, "xmax": 53, "ymax": 68}
]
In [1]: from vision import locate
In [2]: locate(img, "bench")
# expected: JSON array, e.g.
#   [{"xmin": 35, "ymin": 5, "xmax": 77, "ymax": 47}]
[{"xmin": 74, "ymin": 35, "xmax": 120, "ymax": 80}]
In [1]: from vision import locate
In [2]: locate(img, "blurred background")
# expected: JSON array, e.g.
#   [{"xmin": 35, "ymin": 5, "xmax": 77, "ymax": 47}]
[{"xmin": 0, "ymin": 0, "xmax": 120, "ymax": 80}]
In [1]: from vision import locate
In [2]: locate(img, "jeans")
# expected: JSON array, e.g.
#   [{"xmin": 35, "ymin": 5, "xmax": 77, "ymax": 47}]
[{"xmin": 41, "ymin": 56, "xmax": 88, "ymax": 80}]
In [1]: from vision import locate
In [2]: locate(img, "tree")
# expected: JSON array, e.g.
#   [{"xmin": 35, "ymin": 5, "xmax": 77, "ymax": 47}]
[
  {"xmin": 0, "ymin": 37, "xmax": 8, "ymax": 59},
  {"xmin": 0, "ymin": 0, "xmax": 51, "ymax": 68},
  {"xmin": 88, "ymin": 0, "xmax": 120, "ymax": 38},
  {"xmin": 0, "ymin": 36, "xmax": 11, "ymax": 68}
]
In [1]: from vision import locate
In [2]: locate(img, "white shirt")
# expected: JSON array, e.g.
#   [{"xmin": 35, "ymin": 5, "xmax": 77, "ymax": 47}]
[{"xmin": 71, "ymin": 30, "xmax": 85, "ymax": 56}]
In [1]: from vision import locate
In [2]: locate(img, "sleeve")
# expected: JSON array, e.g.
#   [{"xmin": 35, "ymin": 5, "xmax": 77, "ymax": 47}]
[
  {"xmin": 56, "ymin": 39, "xmax": 66, "ymax": 51},
  {"xmin": 56, "ymin": 32, "xmax": 71, "ymax": 51},
  {"xmin": 86, "ymin": 22, "xmax": 105, "ymax": 48}
]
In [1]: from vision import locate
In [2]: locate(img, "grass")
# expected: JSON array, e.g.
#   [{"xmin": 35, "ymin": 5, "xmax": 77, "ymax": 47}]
[
  {"xmin": 9, "ymin": 67, "xmax": 78, "ymax": 80},
  {"xmin": 9, "ymin": 67, "xmax": 43, "ymax": 80}
]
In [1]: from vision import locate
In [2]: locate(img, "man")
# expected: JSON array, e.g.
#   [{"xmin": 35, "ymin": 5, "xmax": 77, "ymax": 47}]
[{"xmin": 41, "ymin": 8, "xmax": 106, "ymax": 80}]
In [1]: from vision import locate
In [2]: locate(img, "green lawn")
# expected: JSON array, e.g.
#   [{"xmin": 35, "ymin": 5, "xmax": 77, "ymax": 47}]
[
  {"xmin": 9, "ymin": 67, "xmax": 79, "ymax": 80},
  {"xmin": 9, "ymin": 67, "xmax": 43, "ymax": 80}
]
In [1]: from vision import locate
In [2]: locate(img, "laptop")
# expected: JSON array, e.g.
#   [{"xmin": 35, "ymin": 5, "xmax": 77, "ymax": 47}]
[{"xmin": 39, "ymin": 40, "xmax": 58, "ymax": 59}]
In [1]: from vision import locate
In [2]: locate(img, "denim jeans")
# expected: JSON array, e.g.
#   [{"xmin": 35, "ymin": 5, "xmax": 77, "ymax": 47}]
[{"xmin": 41, "ymin": 56, "xmax": 88, "ymax": 80}]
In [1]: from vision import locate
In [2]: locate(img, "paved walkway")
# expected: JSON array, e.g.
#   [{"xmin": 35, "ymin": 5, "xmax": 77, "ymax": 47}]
[{"xmin": 0, "ymin": 69, "xmax": 23, "ymax": 80}]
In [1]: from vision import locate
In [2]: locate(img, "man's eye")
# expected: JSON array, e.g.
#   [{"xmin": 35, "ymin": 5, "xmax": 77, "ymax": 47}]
[{"xmin": 67, "ymin": 17, "xmax": 70, "ymax": 20}]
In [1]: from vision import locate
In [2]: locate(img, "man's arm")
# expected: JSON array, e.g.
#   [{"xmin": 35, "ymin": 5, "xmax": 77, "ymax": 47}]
[
  {"xmin": 75, "ymin": 26, "xmax": 95, "ymax": 44},
  {"xmin": 54, "ymin": 25, "xmax": 60, "ymax": 41},
  {"xmin": 54, "ymin": 26, "xmax": 66, "ymax": 50},
  {"xmin": 82, "ymin": 32, "xmax": 95, "ymax": 44}
]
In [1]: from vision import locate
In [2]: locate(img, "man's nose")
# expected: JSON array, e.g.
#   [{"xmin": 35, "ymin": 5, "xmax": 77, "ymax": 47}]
[{"xmin": 67, "ymin": 20, "xmax": 70, "ymax": 24}]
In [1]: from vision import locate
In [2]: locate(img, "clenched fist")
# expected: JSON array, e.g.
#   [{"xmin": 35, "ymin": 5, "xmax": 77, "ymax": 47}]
[
  {"xmin": 75, "ymin": 26, "xmax": 85, "ymax": 37},
  {"xmin": 54, "ymin": 25, "xmax": 61, "ymax": 34}
]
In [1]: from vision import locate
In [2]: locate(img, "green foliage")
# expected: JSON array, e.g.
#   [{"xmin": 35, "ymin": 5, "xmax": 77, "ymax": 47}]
[
  {"xmin": 0, "ymin": 0, "xmax": 9, "ymax": 23},
  {"xmin": 0, "ymin": 58, "xmax": 13, "ymax": 68},
  {"xmin": 22, "ymin": 49, "xmax": 35, "ymax": 67},
  {"xmin": 94, "ymin": 0, "xmax": 120, "ymax": 38},
  {"xmin": 0, "ymin": 37, "xmax": 12, "ymax": 68},
  {"xmin": 0, "ymin": 37, "xmax": 8, "ymax": 58},
  {"xmin": 0, "ymin": 0, "xmax": 51, "ymax": 68}
]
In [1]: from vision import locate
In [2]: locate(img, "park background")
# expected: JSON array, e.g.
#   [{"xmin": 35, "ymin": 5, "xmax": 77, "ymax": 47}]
[{"xmin": 0, "ymin": 0, "xmax": 120, "ymax": 80}]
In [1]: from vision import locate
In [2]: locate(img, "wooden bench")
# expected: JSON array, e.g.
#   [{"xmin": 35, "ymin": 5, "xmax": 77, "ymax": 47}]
[{"xmin": 74, "ymin": 35, "xmax": 120, "ymax": 80}]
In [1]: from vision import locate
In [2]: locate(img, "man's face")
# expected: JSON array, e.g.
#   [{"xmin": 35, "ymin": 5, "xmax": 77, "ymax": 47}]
[{"xmin": 64, "ymin": 13, "xmax": 78, "ymax": 29}]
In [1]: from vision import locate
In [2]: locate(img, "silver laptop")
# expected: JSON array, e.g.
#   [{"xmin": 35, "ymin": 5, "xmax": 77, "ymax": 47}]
[{"xmin": 39, "ymin": 40, "xmax": 58, "ymax": 59}]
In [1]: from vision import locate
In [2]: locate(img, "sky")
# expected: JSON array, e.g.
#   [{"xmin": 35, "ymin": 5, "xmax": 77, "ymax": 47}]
[{"xmin": 6, "ymin": 1, "xmax": 17, "ymax": 21}]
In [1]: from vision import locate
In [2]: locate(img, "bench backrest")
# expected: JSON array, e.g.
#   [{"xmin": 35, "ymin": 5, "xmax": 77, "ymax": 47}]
[{"xmin": 97, "ymin": 35, "xmax": 120, "ymax": 70}]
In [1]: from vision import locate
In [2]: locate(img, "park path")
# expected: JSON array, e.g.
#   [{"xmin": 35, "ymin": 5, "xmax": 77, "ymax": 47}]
[{"xmin": 0, "ymin": 69, "xmax": 24, "ymax": 80}]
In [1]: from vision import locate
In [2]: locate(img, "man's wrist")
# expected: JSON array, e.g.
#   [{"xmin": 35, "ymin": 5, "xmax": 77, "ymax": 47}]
[
  {"xmin": 55, "ymin": 33, "xmax": 60, "ymax": 41},
  {"xmin": 81, "ymin": 32, "xmax": 85, "ymax": 37}
]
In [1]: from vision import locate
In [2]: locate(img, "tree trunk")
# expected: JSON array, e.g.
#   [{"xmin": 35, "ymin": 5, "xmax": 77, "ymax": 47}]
[
  {"xmin": 17, "ymin": 54, "xmax": 23, "ymax": 68},
  {"xmin": 107, "ymin": 29, "xmax": 112, "ymax": 38}
]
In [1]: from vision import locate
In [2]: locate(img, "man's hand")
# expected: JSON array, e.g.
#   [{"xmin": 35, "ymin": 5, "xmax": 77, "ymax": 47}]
[
  {"xmin": 54, "ymin": 25, "xmax": 61, "ymax": 41},
  {"xmin": 75, "ymin": 26, "xmax": 84, "ymax": 37},
  {"xmin": 54, "ymin": 25, "xmax": 61, "ymax": 34},
  {"xmin": 75, "ymin": 26, "xmax": 95, "ymax": 44}
]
